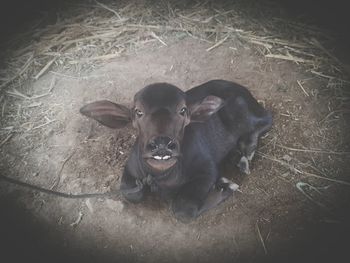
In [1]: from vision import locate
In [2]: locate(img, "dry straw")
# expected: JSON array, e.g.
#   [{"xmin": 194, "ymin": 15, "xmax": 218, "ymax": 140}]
[{"xmin": 0, "ymin": 0, "xmax": 349, "ymax": 92}]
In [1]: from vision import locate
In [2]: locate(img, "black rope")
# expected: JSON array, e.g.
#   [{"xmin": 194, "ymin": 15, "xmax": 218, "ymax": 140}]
[{"xmin": 0, "ymin": 175, "xmax": 119, "ymax": 199}]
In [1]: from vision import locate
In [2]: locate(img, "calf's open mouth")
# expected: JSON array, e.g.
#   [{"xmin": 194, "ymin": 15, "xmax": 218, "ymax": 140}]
[
  {"xmin": 145, "ymin": 154, "xmax": 177, "ymax": 172},
  {"xmin": 151, "ymin": 154, "xmax": 172, "ymax": 160}
]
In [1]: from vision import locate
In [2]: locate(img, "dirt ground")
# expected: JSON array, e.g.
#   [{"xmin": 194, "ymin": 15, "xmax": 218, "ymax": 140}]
[
  {"xmin": 1, "ymin": 1, "xmax": 350, "ymax": 263},
  {"xmin": 0, "ymin": 37, "xmax": 349, "ymax": 262}
]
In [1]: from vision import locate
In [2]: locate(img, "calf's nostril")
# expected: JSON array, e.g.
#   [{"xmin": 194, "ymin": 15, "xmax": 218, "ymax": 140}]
[
  {"xmin": 147, "ymin": 142, "xmax": 158, "ymax": 151},
  {"xmin": 167, "ymin": 141, "xmax": 177, "ymax": 151}
]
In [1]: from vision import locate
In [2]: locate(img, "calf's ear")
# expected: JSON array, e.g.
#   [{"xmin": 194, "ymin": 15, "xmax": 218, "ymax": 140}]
[
  {"xmin": 189, "ymin": 95, "xmax": 224, "ymax": 122},
  {"xmin": 80, "ymin": 100, "xmax": 131, "ymax": 129}
]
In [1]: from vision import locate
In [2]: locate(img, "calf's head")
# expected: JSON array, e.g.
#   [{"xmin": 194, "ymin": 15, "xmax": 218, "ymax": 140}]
[{"xmin": 80, "ymin": 83, "xmax": 223, "ymax": 173}]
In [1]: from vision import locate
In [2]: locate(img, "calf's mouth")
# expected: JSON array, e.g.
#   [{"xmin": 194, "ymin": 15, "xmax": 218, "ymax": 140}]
[{"xmin": 143, "ymin": 152, "xmax": 178, "ymax": 172}]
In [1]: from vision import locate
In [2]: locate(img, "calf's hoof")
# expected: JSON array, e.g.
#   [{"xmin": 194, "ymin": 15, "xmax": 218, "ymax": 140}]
[
  {"xmin": 238, "ymin": 156, "xmax": 250, "ymax": 175},
  {"xmin": 218, "ymin": 177, "xmax": 240, "ymax": 193}
]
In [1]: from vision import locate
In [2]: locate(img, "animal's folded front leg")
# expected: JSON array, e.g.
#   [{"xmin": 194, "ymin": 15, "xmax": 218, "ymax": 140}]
[
  {"xmin": 198, "ymin": 177, "xmax": 239, "ymax": 214},
  {"xmin": 171, "ymin": 168, "xmax": 239, "ymax": 223},
  {"xmin": 120, "ymin": 169, "xmax": 146, "ymax": 203},
  {"xmin": 172, "ymin": 177, "xmax": 238, "ymax": 223}
]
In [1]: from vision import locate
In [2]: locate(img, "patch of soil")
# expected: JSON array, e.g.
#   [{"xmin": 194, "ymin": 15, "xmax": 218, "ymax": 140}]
[{"xmin": 1, "ymin": 38, "xmax": 349, "ymax": 263}]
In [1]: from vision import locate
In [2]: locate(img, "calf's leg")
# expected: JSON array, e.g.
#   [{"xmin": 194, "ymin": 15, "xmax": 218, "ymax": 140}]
[
  {"xmin": 172, "ymin": 175, "xmax": 238, "ymax": 222},
  {"xmin": 120, "ymin": 169, "xmax": 145, "ymax": 203},
  {"xmin": 237, "ymin": 132, "xmax": 258, "ymax": 174},
  {"xmin": 197, "ymin": 177, "xmax": 239, "ymax": 214},
  {"xmin": 172, "ymin": 176, "xmax": 214, "ymax": 222},
  {"xmin": 237, "ymin": 115, "xmax": 272, "ymax": 174}
]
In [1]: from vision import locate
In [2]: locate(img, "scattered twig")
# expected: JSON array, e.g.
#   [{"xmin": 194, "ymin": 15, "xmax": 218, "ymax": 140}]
[
  {"xmin": 6, "ymin": 88, "xmax": 31, "ymax": 99},
  {"xmin": 61, "ymin": 31, "xmax": 122, "ymax": 46},
  {"xmin": 31, "ymin": 80, "xmax": 56, "ymax": 99},
  {"xmin": 243, "ymin": 37, "xmax": 308, "ymax": 48},
  {"xmin": 6, "ymin": 82, "xmax": 55, "ymax": 100},
  {"xmin": 257, "ymin": 152, "xmax": 302, "ymax": 174},
  {"xmin": 255, "ymin": 221, "xmax": 268, "ymax": 255},
  {"xmin": 310, "ymin": 70, "xmax": 350, "ymax": 83},
  {"xmin": 95, "ymin": 0, "xmax": 122, "ymax": 19},
  {"xmin": 30, "ymin": 93, "xmax": 52, "ymax": 100},
  {"xmin": 265, "ymin": 53, "xmax": 313, "ymax": 63},
  {"xmin": 0, "ymin": 133, "xmax": 13, "ymax": 148},
  {"xmin": 34, "ymin": 57, "xmax": 57, "ymax": 80},
  {"xmin": 257, "ymin": 152, "xmax": 350, "ymax": 186},
  {"xmin": 249, "ymin": 40, "xmax": 272, "ymax": 50},
  {"xmin": 283, "ymin": 46, "xmax": 315, "ymax": 58},
  {"xmin": 48, "ymin": 76, "xmax": 56, "ymax": 92},
  {"xmin": 302, "ymin": 171, "xmax": 350, "ymax": 187},
  {"xmin": 49, "ymin": 71, "xmax": 79, "ymax": 79},
  {"xmin": 310, "ymin": 70, "xmax": 335, "ymax": 80},
  {"xmin": 31, "ymin": 119, "xmax": 56, "ymax": 130},
  {"xmin": 319, "ymin": 110, "xmax": 350, "ymax": 124},
  {"xmin": 85, "ymin": 199, "xmax": 94, "ymax": 213},
  {"xmin": 296, "ymin": 181, "xmax": 330, "ymax": 208},
  {"xmin": 1, "ymin": 126, "xmax": 14, "ymax": 131},
  {"xmin": 70, "ymin": 211, "xmax": 83, "ymax": 227},
  {"xmin": 1, "ymin": 100, "xmax": 6, "ymax": 117},
  {"xmin": 296, "ymin": 80, "xmax": 309, "ymax": 97},
  {"xmin": 150, "ymin": 31, "xmax": 167, "ymax": 46},
  {"xmin": 0, "ymin": 52, "xmax": 34, "ymax": 90},
  {"xmin": 23, "ymin": 102, "xmax": 43, "ymax": 108},
  {"xmin": 206, "ymin": 34, "xmax": 229, "ymax": 51},
  {"xmin": 276, "ymin": 144, "xmax": 350, "ymax": 155},
  {"xmin": 68, "ymin": 53, "xmax": 120, "ymax": 64},
  {"xmin": 310, "ymin": 38, "xmax": 350, "ymax": 75}
]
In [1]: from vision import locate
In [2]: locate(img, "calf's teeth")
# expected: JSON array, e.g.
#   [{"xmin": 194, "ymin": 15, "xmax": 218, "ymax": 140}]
[{"xmin": 152, "ymin": 155, "xmax": 171, "ymax": 160}]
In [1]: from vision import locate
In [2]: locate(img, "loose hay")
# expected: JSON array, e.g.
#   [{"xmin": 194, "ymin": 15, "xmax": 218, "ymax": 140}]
[{"xmin": 0, "ymin": 0, "xmax": 349, "ymax": 92}]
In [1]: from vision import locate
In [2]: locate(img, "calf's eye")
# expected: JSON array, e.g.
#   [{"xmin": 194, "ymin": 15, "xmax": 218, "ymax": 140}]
[
  {"xmin": 179, "ymin": 107, "xmax": 187, "ymax": 116},
  {"xmin": 135, "ymin": 109, "xmax": 144, "ymax": 118}
]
